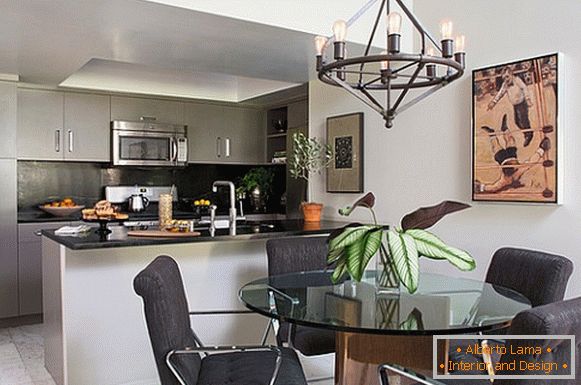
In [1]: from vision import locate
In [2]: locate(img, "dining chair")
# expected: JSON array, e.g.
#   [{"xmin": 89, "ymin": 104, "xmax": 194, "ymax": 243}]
[
  {"xmin": 134, "ymin": 255, "xmax": 308, "ymax": 385},
  {"xmin": 265, "ymin": 236, "xmax": 336, "ymax": 356},
  {"xmin": 485, "ymin": 247, "xmax": 573, "ymax": 307},
  {"xmin": 449, "ymin": 247, "xmax": 573, "ymax": 372},
  {"xmin": 379, "ymin": 296, "xmax": 581, "ymax": 385}
]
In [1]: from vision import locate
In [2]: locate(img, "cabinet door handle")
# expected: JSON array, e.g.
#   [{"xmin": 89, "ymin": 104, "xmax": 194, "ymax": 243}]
[
  {"xmin": 55, "ymin": 130, "xmax": 61, "ymax": 152},
  {"xmin": 216, "ymin": 137, "xmax": 222, "ymax": 158},
  {"xmin": 68, "ymin": 130, "xmax": 74, "ymax": 152},
  {"xmin": 225, "ymin": 137, "xmax": 231, "ymax": 158},
  {"xmin": 139, "ymin": 116, "xmax": 157, "ymax": 122}
]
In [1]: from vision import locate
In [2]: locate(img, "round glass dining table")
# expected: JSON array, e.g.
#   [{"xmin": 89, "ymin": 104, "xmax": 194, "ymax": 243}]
[{"xmin": 239, "ymin": 270, "xmax": 531, "ymax": 385}]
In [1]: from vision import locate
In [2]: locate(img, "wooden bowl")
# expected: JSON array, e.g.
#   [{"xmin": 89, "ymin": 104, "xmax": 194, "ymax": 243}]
[{"xmin": 39, "ymin": 205, "xmax": 85, "ymax": 217}]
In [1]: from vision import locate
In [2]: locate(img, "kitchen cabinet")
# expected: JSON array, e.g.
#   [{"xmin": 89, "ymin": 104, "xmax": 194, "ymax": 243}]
[
  {"xmin": 111, "ymin": 96, "xmax": 183, "ymax": 125},
  {"xmin": 287, "ymin": 100, "xmax": 308, "ymax": 129},
  {"xmin": 64, "ymin": 93, "xmax": 111, "ymax": 161},
  {"xmin": 0, "ymin": 159, "xmax": 18, "ymax": 318},
  {"xmin": 0, "ymin": 82, "xmax": 17, "ymax": 159},
  {"xmin": 17, "ymin": 221, "xmax": 69, "ymax": 316},
  {"xmin": 184, "ymin": 102, "xmax": 265, "ymax": 163},
  {"xmin": 17, "ymin": 89, "xmax": 64, "ymax": 160}
]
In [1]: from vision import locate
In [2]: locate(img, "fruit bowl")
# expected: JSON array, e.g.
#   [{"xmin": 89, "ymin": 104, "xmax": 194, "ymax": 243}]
[{"xmin": 39, "ymin": 205, "xmax": 85, "ymax": 217}]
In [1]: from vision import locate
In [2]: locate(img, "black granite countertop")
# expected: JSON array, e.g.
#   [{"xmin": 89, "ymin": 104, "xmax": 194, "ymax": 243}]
[{"xmin": 41, "ymin": 220, "xmax": 347, "ymax": 250}]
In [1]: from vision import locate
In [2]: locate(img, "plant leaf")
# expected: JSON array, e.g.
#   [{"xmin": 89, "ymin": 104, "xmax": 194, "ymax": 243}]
[
  {"xmin": 327, "ymin": 222, "xmax": 363, "ymax": 244},
  {"xmin": 328, "ymin": 225, "xmax": 374, "ymax": 252},
  {"xmin": 331, "ymin": 259, "xmax": 348, "ymax": 284},
  {"xmin": 338, "ymin": 192, "xmax": 376, "ymax": 216},
  {"xmin": 399, "ymin": 308, "xmax": 424, "ymax": 331},
  {"xmin": 326, "ymin": 246, "xmax": 345, "ymax": 265},
  {"xmin": 400, "ymin": 201, "xmax": 470, "ymax": 231},
  {"xmin": 387, "ymin": 230, "xmax": 419, "ymax": 294},
  {"xmin": 344, "ymin": 228, "xmax": 383, "ymax": 281},
  {"xmin": 406, "ymin": 229, "xmax": 476, "ymax": 271}
]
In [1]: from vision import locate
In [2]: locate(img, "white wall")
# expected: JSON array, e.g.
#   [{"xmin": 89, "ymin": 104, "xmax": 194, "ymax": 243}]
[{"xmin": 309, "ymin": 0, "xmax": 580, "ymax": 297}]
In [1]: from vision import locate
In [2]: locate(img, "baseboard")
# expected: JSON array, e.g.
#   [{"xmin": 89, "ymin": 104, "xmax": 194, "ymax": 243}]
[{"xmin": 0, "ymin": 313, "xmax": 43, "ymax": 328}]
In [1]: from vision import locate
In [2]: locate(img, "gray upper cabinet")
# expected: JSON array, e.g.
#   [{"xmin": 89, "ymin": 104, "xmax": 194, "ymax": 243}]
[
  {"xmin": 17, "ymin": 89, "xmax": 64, "ymax": 160},
  {"xmin": 111, "ymin": 96, "xmax": 183, "ymax": 125},
  {"xmin": 0, "ymin": 82, "xmax": 17, "ymax": 159},
  {"xmin": 184, "ymin": 102, "xmax": 265, "ymax": 164},
  {"xmin": 287, "ymin": 100, "xmax": 308, "ymax": 129},
  {"xmin": 184, "ymin": 102, "xmax": 225, "ymax": 162},
  {"xmin": 64, "ymin": 93, "xmax": 111, "ymax": 162},
  {"xmin": 225, "ymin": 107, "xmax": 265, "ymax": 163}
]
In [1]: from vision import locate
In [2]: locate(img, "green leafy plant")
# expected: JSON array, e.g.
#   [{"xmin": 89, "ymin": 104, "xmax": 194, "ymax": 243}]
[
  {"xmin": 236, "ymin": 167, "xmax": 275, "ymax": 196},
  {"xmin": 289, "ymin": 132, "xmax": 332, "ymax": 181},
  {"xmin": 327, "ymin": 192, "xmax": 476, "ymax": 294}
]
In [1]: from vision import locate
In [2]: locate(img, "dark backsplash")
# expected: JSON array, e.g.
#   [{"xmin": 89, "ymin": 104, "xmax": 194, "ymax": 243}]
[{"xmin": 18, "ymin": 161, "xmax": 286, "ymax": 214}]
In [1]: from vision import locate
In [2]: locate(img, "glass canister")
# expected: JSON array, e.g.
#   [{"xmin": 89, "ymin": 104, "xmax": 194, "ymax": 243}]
[{"xmin": 158, "ymin": 193, "xmax": 173, "ymax": 228}]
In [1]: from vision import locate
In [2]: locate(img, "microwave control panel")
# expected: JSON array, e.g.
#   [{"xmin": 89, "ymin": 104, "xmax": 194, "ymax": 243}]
[{"xmin": 177, "ymin": 138, "xmax": 188, "ymax": 162}]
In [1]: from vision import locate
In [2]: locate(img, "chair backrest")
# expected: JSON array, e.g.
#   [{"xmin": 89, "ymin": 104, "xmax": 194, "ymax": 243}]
[
  {"xmin": 266, "ymin": 236, "xmax": 329, "ymax": 276},
  {"xmin": 486, "ymin": 247, "xmax": 573, "ymax": 307},
  {"xmin": 496, "ymin": 297, "xmax": 581, "ymax": 385},
  {"xmin": 134, "ymin": 255, "xmax": 201, "ymax": 385}
]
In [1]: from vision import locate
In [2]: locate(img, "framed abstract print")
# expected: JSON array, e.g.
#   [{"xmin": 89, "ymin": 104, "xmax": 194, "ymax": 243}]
[{"xmin": 326, "ymin": 112, "xmax": 364, "ymax": 193}]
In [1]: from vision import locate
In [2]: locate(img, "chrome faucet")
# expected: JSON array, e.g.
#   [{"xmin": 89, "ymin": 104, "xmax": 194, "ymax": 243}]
[{"xmin": 212, "ymin": 180, "xmax": 237, "ymax": 235}]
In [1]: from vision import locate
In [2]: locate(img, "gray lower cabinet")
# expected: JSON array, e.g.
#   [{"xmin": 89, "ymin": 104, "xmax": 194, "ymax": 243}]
[
  {"xmin": 185, "ymin": 102, "xmax": 265, "ymax": 163},
  {"xmin": 0, "ymin": 159, "xmax": 17, "ymax": 319},
  {"xmin": 64, "ymin": 93, "xmax": 111, "ymax": 161},
  {"xmin": 17, "ymin": 222, "xmax": 67, "ymax": 316},
  {"xmin": 17, "ymin": 89, "xmax": 64, "ymax": 160},
  {"xmin": 111, "ymin": 96, "xmax": 183, "ymax": 125}
]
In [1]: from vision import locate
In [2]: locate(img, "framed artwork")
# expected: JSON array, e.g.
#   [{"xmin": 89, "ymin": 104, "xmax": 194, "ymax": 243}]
[
  {"xmin": 326, "ymin": 112, "xmax": 364, "ymax": 193},
  {"xmin": 472, "ymin": 53, "xmax": 561, "ymax": 203}
]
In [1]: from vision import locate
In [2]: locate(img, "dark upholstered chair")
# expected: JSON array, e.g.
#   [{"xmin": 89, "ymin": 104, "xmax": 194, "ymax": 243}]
[
  {"xmin": 449, "ymin": 247, "xmax": 573, "ymax": 373},
  {"xmin": 485, "ymin": 247, "xmax": 573, "ymax": 307},
  {"xmin": 134, "ymin": 255, "xmax": 308, "ymax": 385},
  {"xmin": 265, "ymin": 236, "xmax": 336, "ymax": 356},
  {"xmin": 380, "ymin": 296, "xmax": 581, "ymax": 385}
]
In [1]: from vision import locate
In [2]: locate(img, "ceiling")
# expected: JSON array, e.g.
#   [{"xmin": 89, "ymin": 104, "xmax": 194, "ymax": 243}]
[{"xmin": 0, "ymin": 0, "xmax": 324, "ymax": 100}]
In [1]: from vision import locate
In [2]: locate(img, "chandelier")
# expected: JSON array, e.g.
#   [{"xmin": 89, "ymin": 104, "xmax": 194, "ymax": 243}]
[{"xmin": 315, "ymin": 0, "xmax": 465, "ymax": 128}]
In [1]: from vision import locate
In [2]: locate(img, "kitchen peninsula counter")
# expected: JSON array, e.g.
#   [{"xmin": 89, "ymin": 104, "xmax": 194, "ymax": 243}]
[
  {"xmin": 42, "ymin": 219, "xmax": 344, "ymax": 250},
  {"xmin": 41, "ymin": 219, "xmax": 343, "ymax": 385}
]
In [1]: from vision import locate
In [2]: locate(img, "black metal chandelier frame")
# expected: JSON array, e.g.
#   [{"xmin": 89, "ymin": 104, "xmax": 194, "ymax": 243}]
[{"xmin": 317, "ymin": 0, "xmax": 465, "ymax": 128}]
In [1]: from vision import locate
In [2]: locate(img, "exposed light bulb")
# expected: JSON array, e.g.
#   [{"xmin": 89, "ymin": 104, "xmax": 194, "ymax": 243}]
[
  {"xmin": 440, "ymin": 20, "xmax": 453, "ymax": 40},
  {"xmin": 332, "ymin": 20, "xmax": 348, "ymax": 42},
  {"xmin": 455, "ymin": 34, "xmax": 466, "ymax": 53},
  {"xmin": 387, "ymin": 12, "xmax": 402, "ymax": 36},
  {"xmin": 314, "ymin": 36, "xmax": 328, "ymax": 55},
  {"xmin": 380, "ymin": 51, "xmax": 389, "ymax": 70}
]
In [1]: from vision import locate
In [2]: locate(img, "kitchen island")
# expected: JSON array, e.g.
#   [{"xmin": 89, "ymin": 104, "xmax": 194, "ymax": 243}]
[{"xmin": 41, "ymin": 220, "xmax": 343, "ymax": 385}]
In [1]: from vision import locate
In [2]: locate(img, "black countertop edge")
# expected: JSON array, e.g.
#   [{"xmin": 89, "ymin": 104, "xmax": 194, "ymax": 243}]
[{"xmin": 41, "ymin": 220, "xmax": 348, "ymax": 250}]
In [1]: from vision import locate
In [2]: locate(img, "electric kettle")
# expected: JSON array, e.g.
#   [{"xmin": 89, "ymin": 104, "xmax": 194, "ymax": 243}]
[{"xmin": 128, "ymin": 194, "xmax": 149, "ymax": 212}]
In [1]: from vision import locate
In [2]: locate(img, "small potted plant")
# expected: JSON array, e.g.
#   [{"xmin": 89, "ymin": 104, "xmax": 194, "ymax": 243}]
[
  {"xmin": 236, "ymin": 167, "xmax": 275, "ymax": 212},
  {"xmin": 328, "ymin": 192, "xmax": 476, "ymax": 294},
  {"xmin": 289, "ymin": 132, "xmax": 332, "ymax": 222}
]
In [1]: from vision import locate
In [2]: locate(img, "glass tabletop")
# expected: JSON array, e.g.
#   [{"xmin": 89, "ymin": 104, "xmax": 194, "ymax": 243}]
[{"xmin": 239, "ymin": 271, "xmax": 531, "ymax": 335}]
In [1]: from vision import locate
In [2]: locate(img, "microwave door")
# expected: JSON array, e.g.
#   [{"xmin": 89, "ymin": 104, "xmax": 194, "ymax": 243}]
[{"xmin": 114, "ymin": 131, "xmax": 173, "ymax": 166}]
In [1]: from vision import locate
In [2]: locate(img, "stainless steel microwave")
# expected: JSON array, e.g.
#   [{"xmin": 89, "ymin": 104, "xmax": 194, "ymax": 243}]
[{"xmin": 111, "ymin": 121, "xmax": 188, "ymax": 167}]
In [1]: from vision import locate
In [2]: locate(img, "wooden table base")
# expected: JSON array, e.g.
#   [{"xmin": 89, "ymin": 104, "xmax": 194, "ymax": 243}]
[{"xmin": 335, "ymin": 332, "xmax": 448, "ymax": 385}]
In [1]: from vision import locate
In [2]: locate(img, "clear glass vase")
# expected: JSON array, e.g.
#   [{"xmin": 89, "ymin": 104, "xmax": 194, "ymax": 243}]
[{"xmin": 375, "ymin": 245, "xmax": 400, "ymax": 294}]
